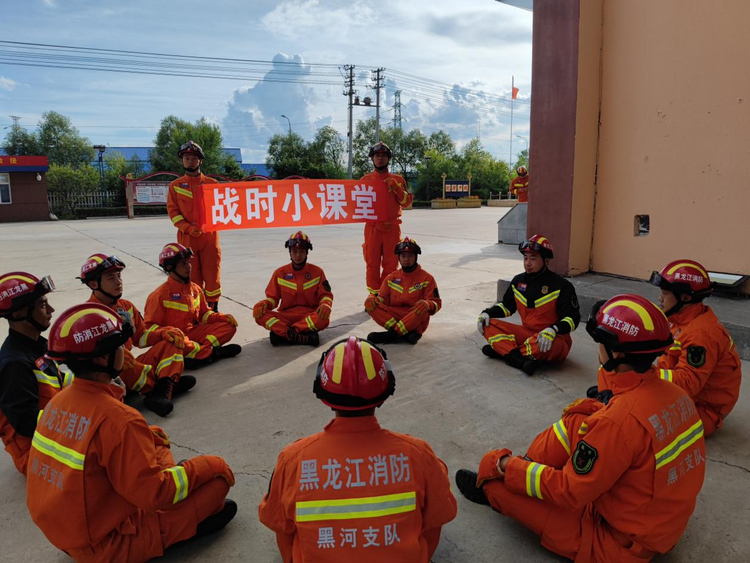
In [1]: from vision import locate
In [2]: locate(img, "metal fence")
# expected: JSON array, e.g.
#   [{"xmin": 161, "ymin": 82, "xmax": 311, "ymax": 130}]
[{"xmin": 48, "ymin": 190, "xmax": 119, "ymax": 211}]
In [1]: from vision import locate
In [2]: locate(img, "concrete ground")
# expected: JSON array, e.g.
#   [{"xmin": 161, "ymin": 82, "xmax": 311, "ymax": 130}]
[{"xmin": 0, "ymin": 208, "xmax": 747, "ymax": 562}]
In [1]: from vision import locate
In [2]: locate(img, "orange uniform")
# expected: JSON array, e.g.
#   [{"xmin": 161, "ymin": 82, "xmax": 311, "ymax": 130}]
[
  {"xmin": 144, "ymin": 277, "xmax": 236, "ymax": 361},
  {"xmin": 0, "ymin": 330, "xmax": 73, "ymax": 474},
  {"xmin": 26, "ymin": 377, "xmax": 231, "ymax": 561},
  {"xmin": 256, "ymin": 263, "xmax": 333, "ymax": 336},
  {"xmin": 482, "ymin": 268, "xmax": 580, "ymax": 361},
  {"xmin": 482, "ymin": 368, "xmax": 705, "ymax": 562},
  {"xmin": 510, "ymin": 174, "xmax": 529, "ymax": 202},
  {"xmin": 87, "ymin": 294, "xmax": 184, "ymax": 394},
  {"xmin": 368, "ymin": 265, "xmax": 441, "ymax": 336},
  {"xmin": 167, "ymin": 173, "xmax": 222, "ymax": 304},
  {"xmin": 258, "ymin": 416, "xmax": 457, "ymax": 562},
  {"xmin": 360, "ymin": 171, "xmax": 413, "ymax": 295},
  {"xmin": 656, "ymin": 304, "xmax": 742, "ymax": 436}
]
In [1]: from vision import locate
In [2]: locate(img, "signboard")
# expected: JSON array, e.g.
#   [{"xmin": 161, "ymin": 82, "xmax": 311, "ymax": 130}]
[
  {"xmin": 0, "ymin": 155, "xmax": 49, "ymax": 173},
  {"xmin": 198, "ymin": 178, "xmax": 389, "ymax": 232},
  {"xmin": 134, "ymin": 181, "xmax": 169, "ymax": 205},
  {"xmin": 445, "ymin": 180, "xmax": 470, "ymax": 199}
]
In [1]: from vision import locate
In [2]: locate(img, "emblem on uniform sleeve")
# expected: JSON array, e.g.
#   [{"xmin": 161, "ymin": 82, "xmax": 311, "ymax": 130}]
[
  {"xmin": 687, "ymin": 346, "xmax": 706, "ymax": 368},
  {"xmin": 433, "ymin": 287, "xmax": 440, "ymax": 298},
  {"xmin": 171, "ymin": 293, "xmax": 181, "ymax": 300},
  {"xmin": 284, "ymin": 273, "xmax": 294, "ymax": 280},
  {"xmin": 323, "ymin": 280, "xmax": 331, "ymax": 291},
  {"xmin": 541, "ymin": 285, "xmax": 549, "ymax": 295},
  {"xmin": 35, "ymin": 357, "xmax": 48, "ymax": 370},
  {"xmin": 518, "ymin": 283, "xmax": 527, "ymax": 291},
  {"xmin": 305, "ymin": 272, "xmax": 311, "ymax": 280},
  {"xmin": 180, "ymin": 183, "xmax": 189, "ymax": 188},
  {"xmin": 572, "ymin": 441, "xmax": 598, "ymax": 474},
  {"xmin": 414, "ymin": 282, "xmax": 421, "ymax": 290}
]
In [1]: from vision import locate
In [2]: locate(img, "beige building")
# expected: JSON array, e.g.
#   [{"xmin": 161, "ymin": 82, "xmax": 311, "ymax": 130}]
[{"xmin": 526, "ymin": 0, "xmax": 750, "ymax": 292}]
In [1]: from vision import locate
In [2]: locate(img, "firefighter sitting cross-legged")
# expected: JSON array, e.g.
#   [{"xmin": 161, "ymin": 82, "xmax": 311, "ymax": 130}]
[
  {"xmin": 0, "ymin": 272, "xmax": 70, "ymax": 475},
  {"xmin": 26, "ymin": 303, "xmax": 237, "ymax": 562},
  {"xmin": 259, "ymin": 336, "xmax": 457, "ymax": 562},
  {"xmin": 80, "ymin": 253, "xmax": 196, "ymax": 418},
  {"xmin": 365, "ymin": 237, "xmax": 441, "ymax": 345},
  {"xmin": 456, "ymin": 295, "xmax": 706, "ymax": 563},
  {"xmin": 478, "ymin": 235, "xmax": 580, "ymax": 375},
  {"xmin": 145, "ymin": 244, "xmax": 240, "ymax": 371},
  {"xmin": 253, "ymin": 231, "xmax": 332, "ymax": 347}
]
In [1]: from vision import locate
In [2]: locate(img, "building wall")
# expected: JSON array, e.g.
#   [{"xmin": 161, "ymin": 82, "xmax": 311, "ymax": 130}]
[
  {"xmin": 0, "ymin": 172, "xmax": 50, "ymax": 222},
  {"xmin": 591, "ymin": 0, "xmax": 750, "ymax": 278}
]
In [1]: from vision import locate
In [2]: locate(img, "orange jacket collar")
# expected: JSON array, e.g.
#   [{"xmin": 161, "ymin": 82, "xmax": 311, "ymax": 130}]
[
  {"xmin": 668, "ymin": 303, "xmax": 707, "ymax": 326},
  {"xmin": 324, "ymin": 415, "xmax": 381, "ymax": 434},
  {"xmin": 598, "ymin": 366, "xmax": 658, "ymax": 396},
  {"xmin": 72, "ymin": 376, "xmax": 125, "ymax": 402}
]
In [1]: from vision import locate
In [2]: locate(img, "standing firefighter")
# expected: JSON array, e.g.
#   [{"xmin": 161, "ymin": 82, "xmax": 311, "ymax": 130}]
[
  {"xmin": 456, "ymin": 295, "xmax": 706, "ymax": 562},
  {"xmin": 167, "ymin": 140, "xmax": 223, "ymax": 310},
  {"xmin": 259, "ymin": 336, "xmax": 457, "ymax": 562},
  {"xmin": 510, "ymin": 166, "xmax": 529, "ymax": 202},
  {"xmin": 26, "ymin": 303, "xmax": 237, "ymax": 562},
  {"xmin": 253, "ymin": 231, "xmax": 333, "ymax": 347},
  {"xmin": 360, "ymin": 142, "xmax": 413, "ymax": 296}
]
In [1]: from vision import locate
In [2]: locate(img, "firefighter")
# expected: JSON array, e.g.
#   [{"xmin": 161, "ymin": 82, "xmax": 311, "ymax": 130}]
[
  {"xmin": 144, "ymin": 244, "xmax": 240, "ymax": 370},
  {"xmin": 253, "ymin": 231, "xmax": 333, "ymax": 347},
  {"xmin": 510, "ymin": 165, "xmax": 529, "ymax": 203},
  {"xmin": 26, "ymin": 303, "xmax": 237, "ymax": 561},
  {"xmin": 0, "ymin": 272, "xmax": 69, "ymax": 475},
  {"xmin": 365, "ymin": 237, "xmax": 441, "ymax": 345},
  {"xmin": 650, "ymin": 259, "xmax": 742, "ymax": 435},
  {"xmin": 79, "ymin": 253, "xmax": 196, "ymax": 418},
  {"xmin": 167, "ymin": 140, "xmax": 223, "ymax": 310},
  {"xmin": 360, "ymin": 142, "xmax": 413, "ymax": 296},
  {"xmin": 259, "ymin": 336, "xmax": 457, "ymax": 562},
  {"xmin": 456, "ymin": 295, "xmax": 706, "ymax": 562},
  {"xmin": 478, "ymin": 235, "xmax": 580, "ymax": 375}
]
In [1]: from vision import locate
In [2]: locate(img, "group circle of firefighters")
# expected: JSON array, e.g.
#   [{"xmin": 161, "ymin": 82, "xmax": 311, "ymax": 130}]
[{"xmin": 0, "ymin": 139, "xmax": 742, "ymax": 562}]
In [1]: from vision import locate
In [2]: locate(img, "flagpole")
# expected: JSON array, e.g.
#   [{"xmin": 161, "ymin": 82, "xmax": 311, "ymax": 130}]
[{"xmin": 509, "ymin": 75, "xmax": 514, "ymax": 167}]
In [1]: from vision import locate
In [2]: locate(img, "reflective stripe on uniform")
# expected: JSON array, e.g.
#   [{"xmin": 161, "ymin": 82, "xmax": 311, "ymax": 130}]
[
  {"xmin": 540, "ymin": 331, "xmax": 555, "ymax": 342},
  {"xmin": 173, "ymin": 186, "xmax": 192, "ymax": 198},
  {"xmin": 498, "ymin": 303, "xmax": 511, "ymax": 317},
  {"xmin": 488, "ymin": 334, "xmax": 515, "ymax": 344},
  {"xmin": 192, "ymin": 296, "xmax": 201, "ymax": 310},
  {"xmin": 202, "ymin": 310, "xmax": 215, "ymax": 323},
  {"xmin": 163, "ymin": 301, "xmax": 189, "ymax": 312},
  {"xmin": 408, "ymin": 281, "xmax": 429, "ymax": 293},
  {"xmin": 295, "ymin": 491, "xmax": 417, "ymax": 523},
  {"xmin": 266, "ymin": 297, "xmax": 277, "ymax": 307},
  {"xmin": 206, "ymin": 335, "xmax": 220, "ymax": 348},
  {"xmin": 277, "ymin": 278, "xmax": 298, "ymax": 291},
  {"xmin": 387, "ymin": 281, "xmax": 404, "ymax": 293},
  {"xmin": 552, "ymin": 419, "xmax": 571, "ymax": 455},
  {"xmin": 139, "ymin": 324, "xmax": 159, "ymax": 347},
  {"xmin": 512, "ymin": 286, "xmax": 527, "ymax": 306},
  {"xmin": 396, "ymin": 320, "xmax": 408, "ymax": 336},
  {"xmin": 534, "ymin": 290, "xmax": 561, "ymax": 308},
  {"xmin": 525, "ymin": 340, "xmax": 535, "ymax": 359},
  {"xmin": 132, "ymin": 364, "xmax": 151, "ymax": 392},
  {"xmin": 305, "ymin": 316, "xmax": 317, "ymax": 332},
  {"xmin": 266, "ymin": 317, "xmax": 279, "ymax": 329},
  {"xmin": 171, "ymin": 214, "xmax": 185, "ymax": 225},
  {"xmin": 185, "ymin": 342, "xmax": 200, "ymax": 359},
  {"xmin": 204, "ymin": 287, "xmax": 222, "ymax": 298},
  {"xmin": 34, "ymin": 370, "xmax": 61, "ymax": 389},
  {"xmin": 164, "ymin": 466, "xmax": 189, "ymax": 504},
  {"xmin": 384, "ymin": 317, "xmax": 397, "ymax": 330},
  {"xmin": 156, "ymin": 354, "xmax": 183, "ymax": 376},
  {"xmin": 561, "ymin": 316, "xmax": 575, "ymax": 331},
  {"xmin": 303, "ymin": 277, "xmax": 321, "ymax": 290},
  {"xmin": 655, "ymin": 420, "xmax": 704, "ymax": 470},
  {"xmin": 31, "ymin": 432, "xmax": 85, "ymax": 471},
  {"xmin": 659, "ymin": 369, "xmax": 674, "ymax": 383},
  {"xmin": 320, "ymin": 296, "xmax": 333, "ymax": 305},
  {"xmin": 669, "ymin": 340, "xmax": 681, "ymax": 352},
  {"xmin": 525, "ymin": 462, "xmax": 546, "ymax": 500},
  {"xmin": 367, "ymin": 287, "xmax": 380, "ymax": 295},
  {"xmin": 57, "ymin": 364, "xmax": 74, "ymax": 387},
  {"xmin": 578, "ymin": 422, "xmax": 588, "ymax": 436}
]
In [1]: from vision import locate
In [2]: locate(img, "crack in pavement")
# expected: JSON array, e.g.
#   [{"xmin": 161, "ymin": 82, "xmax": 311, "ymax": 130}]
[
  {"xmin": 235, "ymin": 470, "xmax": 272, "ymax": 479},
  {"xmin": 539, "ymin": 374, "xmax": 566, "ymax": 394},
  {"xmin": 707, "ymin": 457, "xmax": 750, "ymax": 475},
  {"xmin": 169, "ymin": 442, "xmax": 205, "ymax": 455},
  {"xmin": 461, "ymin": 331, "xmax": 483, "ymax": 352}
]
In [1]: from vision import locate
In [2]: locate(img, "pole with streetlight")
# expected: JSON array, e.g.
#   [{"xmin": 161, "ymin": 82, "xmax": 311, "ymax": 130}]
[
  {"xmin": 93, "ymin": 145, "xmax": 106, "ymax": 190},
  {"xmin": 280, "ymin": 115, "xmax": 292, "ymax": 137}
]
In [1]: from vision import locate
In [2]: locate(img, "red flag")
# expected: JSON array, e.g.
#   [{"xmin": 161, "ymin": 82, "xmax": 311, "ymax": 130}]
[{"xmin": 512, "ymin": 87, "xmax": 520, "ymax": 100}]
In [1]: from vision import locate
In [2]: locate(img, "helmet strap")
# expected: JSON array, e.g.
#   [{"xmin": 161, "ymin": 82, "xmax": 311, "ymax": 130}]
[
  {"xmin": 401, "ymin": 261, "xmax": 418, "ymax": 273},
  {"xmin": 601, "ymin": 345, "xmax": 625, "ymax": 372},
  {"xmin": 93, "ymin": 277, "xmax": 122, "ymax": 304},
  {"xmin": 169, "ymin": 268, "xmax": 191, "ymax": 285},
  {"xmin": 183, "ymin": 166, "xmax": 200, "ymax": 174},
  {"xmin": 372, "ymin": 159, "xmax": 388, "ymax": 172},
  {"xmin": 21, "ymin": 303, "xmax": 48, "ymax": 333}
]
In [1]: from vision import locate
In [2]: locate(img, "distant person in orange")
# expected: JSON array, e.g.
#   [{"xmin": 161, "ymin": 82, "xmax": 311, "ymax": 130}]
[
  {"xmin": 253, "ymin": 231, "xmax": 333, "ymax": 347},
  {"xmin": 456, "ymin": 295, "xmax": 706, "ymax": 562},
  {"xmin": 26, "ymin": 303, "xmax": 237, "ymax": 562},
  {"xmin": 167, "ymin": 140, "xmax": 222, "ymax": 310},
  {"xmin": 360, "ymin": 142, "xmax": 413, "ymax": 296},
  {"xmin": 259, "ymin": 336, "xmax": 457, "ymax": 562},
  {"xmin": 510, "ymin": 166, "xmax": 529, "ymax": 202},
  {"xmin": 650, "ymin": 259, "xmax": 742, "ymax": 435},
  {"xmin": 365, "ymin": 237, "xmax": 441, "ymax": 345}
]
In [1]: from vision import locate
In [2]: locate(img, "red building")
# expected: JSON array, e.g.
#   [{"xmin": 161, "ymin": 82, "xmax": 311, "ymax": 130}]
[{"xmin": 0, "ymin": 156, "xmax": 50, "ymax": 222}]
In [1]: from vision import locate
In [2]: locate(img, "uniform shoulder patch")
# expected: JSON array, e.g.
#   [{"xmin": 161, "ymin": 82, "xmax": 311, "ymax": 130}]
[
  {"xmin": 323, "ymin": 280, "xmax": 331, "ymax": 291},
  {"xmin": 572, "ymin": 440, "xmax": 598, "ymax": 474},
  {"xmin": 687, "ymin": 345, "xmax": 706, "ymax": 368},
  {"xmin": 433, "ymin": 287, "xmax": 440, "ymax": 299}
]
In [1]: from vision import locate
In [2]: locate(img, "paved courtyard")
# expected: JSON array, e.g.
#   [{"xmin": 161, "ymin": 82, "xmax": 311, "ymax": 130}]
[{"xmin": 0, "ymin": 207, "xmax": 747, "ymax": 562}]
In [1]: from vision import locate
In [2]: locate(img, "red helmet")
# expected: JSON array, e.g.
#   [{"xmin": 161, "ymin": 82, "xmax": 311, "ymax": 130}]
[
  {"xmin": 314, "ymin": 336, "xmax": 395, "ymax": 411},
  {"xmin": 78, "ymin": 254, "xmax": 125, "ymax": 284},
  {"xmin": 519, "ymin": 234, "xmax": 553, "ymax": 259},
  {"xmin": 177, "ymin": 140, "xmax": 205, "ymax": 160},
  {"xmin": 516, "ymin": 166, "xmax": 528, "ymax": 176},
  {"xmin": 586, "ymin": 294, "xmax": 672, "ymax": 369},
  {"xmin": 650, "ymin": 259, "xmax": 712, "ymax": 300},
  {"xmin": 284, "ymin": 231, "xmax": 313, "ymax": 251},
  {"xmin": 0, "ymin": 272, "xmax": 55, "ymax": 318},
  {"xmin": 369, "ymin": 141, "xmax": 392, "ymax": 158},
  {"xmin": 159, "ymin": 243, "xmax": 193, "ymax": 272},
  {"xmin": 394, "ymin": 236, "xmax": 421, "ymax": 255},
  {"xmin": 46, "ymin": 303, "xmax": 133, "ymax": 362}
]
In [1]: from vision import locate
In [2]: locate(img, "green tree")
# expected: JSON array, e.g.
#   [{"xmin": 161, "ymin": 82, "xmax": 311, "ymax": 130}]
[
  {"xmin": 46, "ymin": 163, "xmax": 101, "ymax": 217},
  {"xmin": 2, "ymin": 124, "xmax": 40, "ymax": 156},
  {"xmin": 426, "ymin": 130, "xmax": 457, "ymax": 159},
  {"xmin": 516, "ymin": 148, "xmax": 529, "ymax": 171},
  {"xmin": 151, "ymin": 116, "xmax": 233, "ymax": 177},
  {"xmin": 306, "ymin": 126, "xmax": 346, "ymax": 178},
  {"xmin": 352, "ymin": 118, "xmax": 428, "ymax": 183},
  {"xmin": 265, "ymin": 132, "xmax": 308, "ymax": 178},
  {"xmin": 414, "ymin": 149, "xmax": 461, "ymax": 200},
  {"xmin": 457, "ymin": 138, "xmax": 511, "ymax": 199}
]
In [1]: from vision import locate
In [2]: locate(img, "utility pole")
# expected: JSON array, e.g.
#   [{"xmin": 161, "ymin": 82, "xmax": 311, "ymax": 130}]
[
  {"xmin": 343, "ymin": 65, "xmax": 356, "ymax": 179},
  {"xmin": 509, "ymin": 75, "xmax": 515, "ymax": 166},
  {"xmin": 9, "ymin": 115, "xmax": 21, "ymax": 128},
  {"xmin": 391, "ymin": 90, "xmax": 403, "ymax": 129},
  {"xmin": 372, "ymin": 67, "xmax": 385, "ymax": 142}
]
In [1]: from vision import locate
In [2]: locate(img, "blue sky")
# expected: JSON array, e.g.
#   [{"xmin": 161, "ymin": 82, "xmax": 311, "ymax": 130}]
[{"xmin": 0, "ymin": 0, "xmax": 532, "ymax": 163}]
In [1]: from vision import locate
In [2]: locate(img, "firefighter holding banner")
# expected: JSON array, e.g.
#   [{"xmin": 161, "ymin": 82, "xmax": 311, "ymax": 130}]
[
  {"xmin": 360, "ymin": 142, "xmax": 413, "ymax": 296},
  {"xmin": 167, "ymin": 141, "xmax": 222, "ymax": 310}
]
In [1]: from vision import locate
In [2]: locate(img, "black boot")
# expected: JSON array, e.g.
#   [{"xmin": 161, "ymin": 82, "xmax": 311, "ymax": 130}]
[
  {"xmin": 367, "ymin": 330, "xmax": 398, "ymax": 344},
  {"xmin": 504, "ymin": 349, "xmax": 526, "ymax": 370},
  {"xmin": 403, "ymin": 332, "xmax": 422, "ymax": 345},
  {"xmin": 269, "ymin": 331, "xmax": 290, "ymax": 346},
  {"xmin": 213, "ymin": 344, "xmax": 242, "ymax": 360},
  {"xmin": 522, "ymin": 359, "xmax": 538, "ymax": 376},
  {"xmin": 173, "ymin": 375, "xmax": 196, "ymax": 396},
  {"xmin": 195, "ymin": 499, "xmax": 238, "ymax": 537},
  {"xmin": 287, "ymin": 328, "xmax": 319, "ymax": 347},
  {"xmin": 482, "ymin": 345, "xmax": 504, "ymax": 360},
  {"xmin": 455, "ymin": 470, "xmax": 490, "ymax": 506},
  {"xmin": 143, "ymin": 377, "xmax": 174, "ymax": 417},
  {"xmin": 586, "ymin": 385, "xmax": 599, "ymax": 398}
]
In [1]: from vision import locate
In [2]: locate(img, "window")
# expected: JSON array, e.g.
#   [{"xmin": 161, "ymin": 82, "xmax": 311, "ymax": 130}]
[{"xmin": 0, "ymin": 173, "xmax": 10, "ymax": 204}]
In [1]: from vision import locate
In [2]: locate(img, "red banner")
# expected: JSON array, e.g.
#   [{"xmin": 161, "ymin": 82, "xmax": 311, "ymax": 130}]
[
  {"xmin": 198, "ymin": 178, "xmax": 389, "ymax": 232},
  {"xmin": 0, "ymin": 156, "xmax": 49, "ymax": 172}
]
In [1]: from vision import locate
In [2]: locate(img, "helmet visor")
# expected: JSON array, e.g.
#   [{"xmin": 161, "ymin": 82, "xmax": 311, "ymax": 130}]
[
  {"xmin": 519, "ymin": 240, "xmax": 545, "ymax": 254},
  {"xmin": 38, "ymin": 275, "xmax": 56, "ymax": 294}
]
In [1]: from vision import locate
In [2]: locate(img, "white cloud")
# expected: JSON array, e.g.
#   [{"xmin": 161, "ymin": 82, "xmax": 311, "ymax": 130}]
[
  {"xmin": 261, "ymin": 0, "xmax": 374, "ymax": 40},
  {"xmin": 0, "ymin": 77, "xmax": 20, "ymax": 91},
  {"xmin": 42, "ymin": 0, "xmax": 56, "ymax": 7}
]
